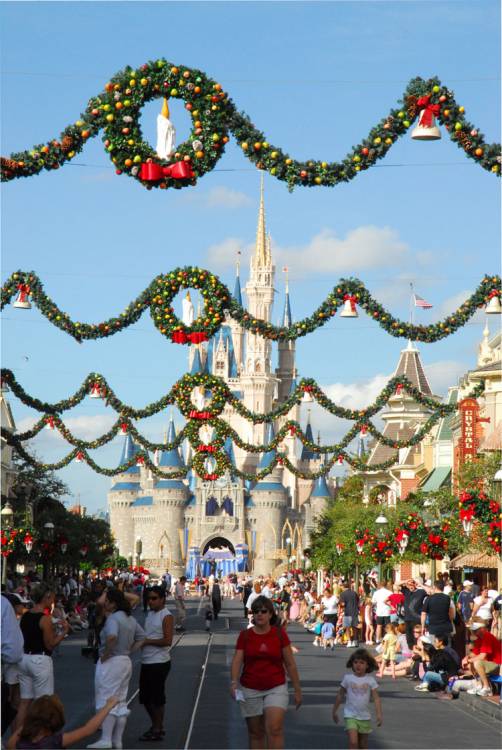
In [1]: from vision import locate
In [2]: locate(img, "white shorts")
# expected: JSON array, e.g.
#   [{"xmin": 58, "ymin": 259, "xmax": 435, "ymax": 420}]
[
  {"xmin": 95, "ymin": 655, "xmax": 132, "ymax": 717},
  {"xmin": 239, "ymin": 682, "xmax": 289, "ymax": 718},
  {"xmin": 18, "ymin": 654, "xmax": 54, "ymax": 699}
]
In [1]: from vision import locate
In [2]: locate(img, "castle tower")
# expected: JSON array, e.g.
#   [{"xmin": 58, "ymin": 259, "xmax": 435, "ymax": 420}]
[
  {"xmin": 248, "ymin": 423, "xmax": 288, "ymax": 576},
  {"xmin": 228, "ymin": 260, "xmax": 245, "ymax": 373},
  {"xmin": 241, "ymin": 176, "xmax": 279, "ymax": 443},
  {"xmin": 108, "ymin": 434, "xmax": 141, "ymax": 562},
  {"xmin": 303, "ymin": 464, "xmax": 332, "ymax": 547},
  {"xmin": 276, "ymin": 273, "xmax": 297, "ymax": 401}
]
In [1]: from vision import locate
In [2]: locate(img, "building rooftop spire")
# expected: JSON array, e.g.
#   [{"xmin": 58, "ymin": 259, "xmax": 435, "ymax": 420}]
[
  {"xmin": 282, "ymin": 267, "xmax": 292, "ymax": 326},
  {"xmin": 233, "ymin": 252, "xmax": 243, "ymax": 306},
  {"xmin": 394, "ymin": 341, "xmax": 432, "ymax": 395},
  {"xmin": 252, "ymin": 173, "xmax": 271, "ymax": 269}
]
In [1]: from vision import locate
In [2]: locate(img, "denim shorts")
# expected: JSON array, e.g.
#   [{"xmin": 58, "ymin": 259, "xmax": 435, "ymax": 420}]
[{"xmin": 239, "ymin": 682, "xmax": 289, "ymax": 717}]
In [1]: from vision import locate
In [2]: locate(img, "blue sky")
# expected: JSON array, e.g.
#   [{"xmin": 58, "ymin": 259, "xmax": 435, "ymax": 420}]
[{"xmin": 1, "ymin": 1, "xmax": 500, "ymax": 513}]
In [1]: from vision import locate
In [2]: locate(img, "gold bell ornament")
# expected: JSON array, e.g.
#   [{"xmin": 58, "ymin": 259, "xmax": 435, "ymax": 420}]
[
  {"xmin": 486, "ymin": 292, "xmax": 502, "ymax": 314},
  {"xmin": 156, "ymin": 98, "xmax": 176, "ymax": 159},
  {"xmin": 340, "ymin": 294, "xmax": 358, "ymax": 318},
  {"xmin": 411, "ymin": 95, "xmax": 441, "ymax": 141},
  {"xmin": 13, "ymin": 283, "xmax": 32, "ymax": 309}
]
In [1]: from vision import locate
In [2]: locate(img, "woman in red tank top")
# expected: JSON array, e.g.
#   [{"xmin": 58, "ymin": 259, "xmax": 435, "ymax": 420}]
[{"xmin": 230, "ymin": 595, "xmax": 302, "ymax": 749}]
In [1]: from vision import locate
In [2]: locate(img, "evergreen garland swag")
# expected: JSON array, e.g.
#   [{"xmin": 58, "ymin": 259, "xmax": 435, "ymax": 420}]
[
  {"xmin": 0, "ymin": 369, "xmax": 485, "ymax": 481},
  {"xmin": 1, "ymin": 61, "xmax": 500, "ymax": 189},
  {"xmin": 2, "ymin": 269, "xmax": 500, "ymax": 345}
]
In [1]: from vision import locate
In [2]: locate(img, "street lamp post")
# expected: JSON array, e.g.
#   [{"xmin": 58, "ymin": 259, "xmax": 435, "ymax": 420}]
[
  {"xmin": 375, "ymin": 513, "xmax": 389, "ymax": 583},
  {"xmin": 136, "ymin": 538, "xmax": 143, "ymax": 569},
  {"xmin": 285, "ymin": 537, "xmax": 292, "ymax": 572},
  {"xmin": 1, "ymin": 502, "xmax": 14, "ymax": 586},
  {"xmin": 422, "ymin": 499, "xmax": 440, "ymax": 582}
]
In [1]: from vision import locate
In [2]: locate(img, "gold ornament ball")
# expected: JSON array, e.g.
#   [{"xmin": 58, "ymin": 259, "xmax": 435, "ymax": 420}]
[
  {"xmin": 403, "ymin": 120, "xmax": 410, "ymax": 128},
  {"xmin": 314, "ymin": 176, "xmax": 322, "ymax": 184},
  {"xmin": 373, "ymin": 137, "xmax": 381, "ymax": 144},
  {"xmin": 241, "ymin": 142, "xmax": 248, "ymax": 150},
  {"xmin": 397, "ymin": 111, "xmax": 405, "ymax": 118},
  {"xmin": 285, "ymin": 158, "xmax": 293, "ymax": 165},
  {"xmin": 106, "ymin": 114, "xmax": 114, "ymax": 122},
  {"xmin": 432, "ymin": 85, "xmax": 440, "ymax": 93},
  {"xmin": 459, "ymin": 106, "xmax": 465, "ymax": 113},
  {"xmin": 133, "ymin": 155, "xmax": 141, "ymax": 163},
  {"xmin": 140, "ymin": 78, "xmax": 148, "ymax": 86},
  {"xmin": 454, "ymin": 122, "xmax": 462, "ymax": 131}
]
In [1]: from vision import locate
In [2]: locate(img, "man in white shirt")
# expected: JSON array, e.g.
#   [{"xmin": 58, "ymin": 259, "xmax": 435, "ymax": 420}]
[
  {"xmin": 372, "ymin": 581, "xmax": 393, "ymax": 643},
  {"xmin": 174, "ymin": 576, "xmax": 187, "ymax": 632},
  {"xmin": 278, "ymin": 574, "xmax": 288, "ymax": 590},
  {"xmin": 139, "ymin": 585, "xmax": 174, "ymax": 742}
]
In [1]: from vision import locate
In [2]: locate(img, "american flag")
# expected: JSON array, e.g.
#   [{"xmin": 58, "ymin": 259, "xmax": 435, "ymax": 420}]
[{"xmin": 413, "ymin": 293, "xmax": 433, "ymax": 309}]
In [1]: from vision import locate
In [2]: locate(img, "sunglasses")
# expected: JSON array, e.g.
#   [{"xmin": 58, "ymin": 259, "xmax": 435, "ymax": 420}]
[{"xmin": 252, "ymin": 608, "xmax": 269, "ymax": 615}]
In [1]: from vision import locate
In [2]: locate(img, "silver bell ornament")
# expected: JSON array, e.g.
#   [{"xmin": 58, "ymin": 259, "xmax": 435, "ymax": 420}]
[
  {"xmin": 485, "ymin": 294, "xmax": 502, "ymax": 314},
  {"xmin": 340, "ymin": 296, "xmax": 358, "ymax": 318},
  {"xmin": 411, "ymin": 106, "xmax": 441, "ymax": 141},
  {"xmin": 13, "ymin": 287, "xmax": 31, "ymax": 309}
]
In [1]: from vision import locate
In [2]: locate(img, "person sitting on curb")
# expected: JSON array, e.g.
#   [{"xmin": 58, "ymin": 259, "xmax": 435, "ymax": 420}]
[{"xmin": 463, "ymin": 618, "xmax": 501, "ymax": 696}]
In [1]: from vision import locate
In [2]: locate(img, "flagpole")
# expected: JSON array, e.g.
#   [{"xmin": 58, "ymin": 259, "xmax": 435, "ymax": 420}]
[{"xmin": 409, "ymin": 282, "xmax": 414, "ymax": 344}]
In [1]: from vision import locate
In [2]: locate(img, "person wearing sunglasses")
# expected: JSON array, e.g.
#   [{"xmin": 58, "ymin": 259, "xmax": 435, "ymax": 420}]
[
  {"xmin": 230, "ymin": 596, "xmax": 302, "ymax": 749},
  {"xmin": 138, "ymin": 586, "xmax": 174, "ymax": 743}
]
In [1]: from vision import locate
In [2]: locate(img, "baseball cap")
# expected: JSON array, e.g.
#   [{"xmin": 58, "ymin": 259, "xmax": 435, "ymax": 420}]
[
  {"xmin": 12, "ymin": 593, "xmax": 30, "ymax": 605},
  {"xmin": 470, "ymin": 622, "xmax": 486, "ymax": 631},
  {"xmin": 420, "ymin": 635, "xmax": 435, "ymax": 645},
  {"xmin": 463, "ymin": 580, "xmax": 473, "ymax": 587}
]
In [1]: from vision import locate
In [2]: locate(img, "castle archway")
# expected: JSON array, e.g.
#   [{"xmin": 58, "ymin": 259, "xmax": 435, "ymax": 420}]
[{"xmin": 202, "ymin": 536, "xmax": 235, "ymax": 555}]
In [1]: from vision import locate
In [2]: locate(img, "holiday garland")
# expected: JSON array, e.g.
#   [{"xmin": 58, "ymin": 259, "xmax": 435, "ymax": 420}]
[
  {"xmin": 2, "ymin": 269, "xmax": 500, "ymax": 345},
  {"xmin": 0, "ymin": 368, "xmax": 486, "ymax": 481},
  {"xmin": 1, "ymin": 62, "xmax": 500, "ymax": 189},
  {"xmin": 459, "ymin": 488, "xmax": 501, "ymax": 554}
]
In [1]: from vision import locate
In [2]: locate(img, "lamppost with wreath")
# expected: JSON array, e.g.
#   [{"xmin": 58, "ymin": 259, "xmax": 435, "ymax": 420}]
[
  {"xmin": 422, "ymin": 499, "xmax": 441, "ymax": 582},
  {"xmin": 1, "ymin": 502, "xmax": 14, "ymax": 585},
  {"xmin": 375, "ymin": 513, "xmax": 389, "ymax": 583}
]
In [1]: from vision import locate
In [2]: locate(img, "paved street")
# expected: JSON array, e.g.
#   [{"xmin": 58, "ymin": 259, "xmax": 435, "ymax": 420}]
[{"xmin": 52, "ymin": 596, "xmax": 500, "ymax": 749}]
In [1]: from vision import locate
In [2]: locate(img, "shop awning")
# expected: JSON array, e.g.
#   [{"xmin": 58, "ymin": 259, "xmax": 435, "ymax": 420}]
[
  {"xmin": 420, "ymin": 467, "xmax": 451, "ymax": 492},
  {"xmin": 449, "ymin": 552, "xmax": 500, "ymax": 570}
]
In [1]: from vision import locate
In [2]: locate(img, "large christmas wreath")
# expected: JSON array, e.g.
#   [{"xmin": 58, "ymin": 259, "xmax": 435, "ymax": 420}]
[{"xmin": 1, "ymin": 62, "xmax": 500, "ymax": 190}]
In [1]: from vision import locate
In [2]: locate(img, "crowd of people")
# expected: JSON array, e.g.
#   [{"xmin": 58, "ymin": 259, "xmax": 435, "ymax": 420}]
[{"xmin": 1, "ymin": 567, "xmax": 501, "ymax": 749}]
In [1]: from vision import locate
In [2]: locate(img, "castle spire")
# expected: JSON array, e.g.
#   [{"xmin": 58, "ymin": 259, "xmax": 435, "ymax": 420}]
[
  {"xmin": 282, "ymin": 267, "xmax": 292, "ymax": 327},
  {"xmin": 253, "ymin": 173, "xmax": 270, "ymax": 269},
  {"xmin": 233, "ymin": 252, "xmax": 243, "ymax": 306}
]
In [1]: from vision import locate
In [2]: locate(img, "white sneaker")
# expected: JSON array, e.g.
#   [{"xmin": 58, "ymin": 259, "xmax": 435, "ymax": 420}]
[
  {"xmin": 87, "ymin": 742, "xmax": 113, "ymax": 749},
  {"xmin": 313, "ymin": 640, "xmax": 318, "ymax": 646},
  {"xmin": 476, "ymin": 687, "xmax": 492, "ymax": 697}
]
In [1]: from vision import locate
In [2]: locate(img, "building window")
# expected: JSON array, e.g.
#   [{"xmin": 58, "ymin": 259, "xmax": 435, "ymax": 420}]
[
  {"xmin": 205, "ymin": 496, "xmax": 218, "ymax": 516},
  {"xmin": 222, "ymin": 496, "xmax": 234, "ymax": 516}
]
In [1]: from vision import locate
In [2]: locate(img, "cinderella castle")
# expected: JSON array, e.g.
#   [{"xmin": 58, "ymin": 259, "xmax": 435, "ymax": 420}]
[{"xmin": 108, "ymin": 181, "xmax": 334, "ymax": 577}]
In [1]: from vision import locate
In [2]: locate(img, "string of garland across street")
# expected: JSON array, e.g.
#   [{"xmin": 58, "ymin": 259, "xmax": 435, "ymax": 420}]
[
  {"xmin": 1, "ymin": 62, "xmax": 500, "ymax": 190},
  {"xmin": 2, "ymin": 269, "xmax": 500, "ymax": 344},
  {"xmin": 0, "ymin": 369, "xmax": 485, "ymax": 480}
]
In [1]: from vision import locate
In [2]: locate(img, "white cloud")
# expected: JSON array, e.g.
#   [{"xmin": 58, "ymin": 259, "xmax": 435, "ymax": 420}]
[
  {"xmin": 181, "ymin": 186, "xmax": 252, "ymax": 209},
  {"xmin": 424, "ymin": 360, "xmax": 469, "ymax": 396},
  {"xmin": 436, "ymin": 289, "xmax": 484, "ymax": 325},
  {"xmin": 207, "ymin": 225, "xmax": 419, "ymax": 277},
  {"xmin": 17, "ymin": 414, "xmax": 117, "ymax": 445},
  {"xmin": 206, "ymin": 237, "xmax": 251, "ymax": 268}
]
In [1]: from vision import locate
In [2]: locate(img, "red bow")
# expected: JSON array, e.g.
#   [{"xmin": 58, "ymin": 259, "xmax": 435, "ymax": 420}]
[
  {"xmin": 140, "ymin": 160, "xmax": 194, "ymax": 182},
  {"xmin": 395, "ymin": 383, "xmax": 403, "ymax": 395},
  {"xmin": 197, "ymin": 444, "xmax": 216, "ymax": 453},
  {"xmin": 416, "ymin": 95, "xmax": 440, "ymax": 128},
  {"xmin": 489, "ymin": 289, "xmax": 500, "ymax": 299},
  {"xmin": 460, "ymin": 507, "xmax": 475, "ymax": 522},
  {"xmin": 360, "ymin": 424, "xmax": 368, "ymax": 435},
  {"xmin": 343, "ymin": 294, "xmax": 357, "ymax": 312},
  {"xmin": 337, "ymin": 454, "xmax": 344, "ymax": 464},
  {"xmin": 120, "ymin": 422, "xmax": 128, "ymax": 434},
  {"xmin": 203, "ymin": 473, "xmax": 219, "ymax": 481},
  {"xmin": 17, "ymin": 283, "xmax": 31, "ymax": 302},
  {"xmin": 45, "ymin": 416, "xmax": 55, "ymax": 429},
  {"xmin": 189, "ymin": 410, "xmax": 212, "ymax": 420},
  {"xmin": 396, "ymin": 529, "xmax": 409, "ymax": 542},
  {"xmin": 171, "ymin": 330, "xmax": 208, "ymax": 345}
]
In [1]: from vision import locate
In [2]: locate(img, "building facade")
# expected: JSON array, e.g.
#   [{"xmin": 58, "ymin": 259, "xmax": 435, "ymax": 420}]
[{"xmin": 108, "ymin": 182, "xmax": 332, "ymax": 576}]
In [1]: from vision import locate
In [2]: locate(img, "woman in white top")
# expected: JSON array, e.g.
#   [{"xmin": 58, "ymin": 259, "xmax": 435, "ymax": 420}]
[
  {"xmin": 321, "ymin": 588, "xmax": 338, "ymax": 623},
  {"xmin": 138, "ymin": 585, "xmax": 174, "ymax": 742},
  {"xmin": 88, "ymin": 589, "xmax": 145, "ymax": 750},
  {"xmin": 472, "ymin": 587, "xmax": 495, "ymax": 624}
]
